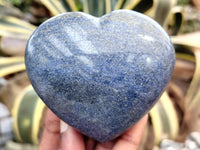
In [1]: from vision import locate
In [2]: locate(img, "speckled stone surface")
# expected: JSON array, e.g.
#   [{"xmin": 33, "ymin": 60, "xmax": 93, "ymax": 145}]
[{"xmin": 25, "ymin": 10, "xmax": 175, "ymax": 142}]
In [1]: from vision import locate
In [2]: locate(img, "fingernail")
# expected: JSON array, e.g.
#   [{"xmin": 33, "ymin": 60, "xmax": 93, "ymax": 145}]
[{"xmin": 60, "ymin": 120, "xmax": 68, "ymax": 133}]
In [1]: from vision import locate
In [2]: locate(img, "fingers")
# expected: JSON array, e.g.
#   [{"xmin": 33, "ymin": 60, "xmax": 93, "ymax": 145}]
[
  {"xmin": 95, "ymin": 140, "xmax": 115, "ymax": 150},
  {"xmin": 85, "ymin": 137, "xmax": 96, "ymax": 150},
  {"xmin": 61, "ymin": 126, "xmax": 85, "ymax": 150},
  {"xmin": 113, "ymin": 114, "xmax": 148, "ymax": 150},
  {"xmin": 39, "ymin": 109, "xmax": 61, "ymax": 150},
  {"xmin": 39, "ymin": 109, "xmax": 148, "ymax": 150},
  {"xmin": 60, "ymin": 120, "xmax": 68, "ymax": 133}
]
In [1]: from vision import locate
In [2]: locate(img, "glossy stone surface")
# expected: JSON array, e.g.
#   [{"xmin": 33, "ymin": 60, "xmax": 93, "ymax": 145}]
[{"xmin": 25, "ymin": 10, "xmax": 175, "ymax": 142}]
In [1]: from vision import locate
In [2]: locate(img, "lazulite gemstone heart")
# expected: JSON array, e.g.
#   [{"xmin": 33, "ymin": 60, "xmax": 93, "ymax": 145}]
[{"xmin": 25, "ymin": 10, "xmax": 175, "ymax": 142}]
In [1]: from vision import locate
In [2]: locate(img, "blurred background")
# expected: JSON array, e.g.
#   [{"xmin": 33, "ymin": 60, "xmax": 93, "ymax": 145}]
[{"xmin": 0, "ymin": 0, "xmax": 200, "ymax": 149}]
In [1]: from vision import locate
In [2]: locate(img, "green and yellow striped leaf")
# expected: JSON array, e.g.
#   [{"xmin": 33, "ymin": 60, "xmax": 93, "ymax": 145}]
[
  {"xmin": 152, "ymin": 0, "xmax": 177, "ymax": 26},
  {"xmin": 171, "ymin": 32, "xmax": 200, "ymax": 49},
  {"xmin": 185, "ymin": 49, "xmax": 200, "ymax": 109},
  {"xmin": 121, "ymin": 0, "xmax": 176, "ymax": 26},
  {"xmin": 0, "ymin": 57, "xmax": 25, "ymax": 77},
  {"xmin": 0, "ymin": 16, "xmax": 36, "ymax": 39},
  {"xmin": 174, "ymin": 44, "xmax": 195, "ymax": 62},
  {"xmin": 0, "ymin": 3, "xmax": 23, "ymax": 17},
  {"xmin": 85, "ymin": 0, "xmax": 105, "ymax": 17},
  {"xmin": 114, "ymin": 0, "xmax": 125, "ymax": 10},
  {"xmin": 123, "ymin": 0, "xmax": 154, "ymax": 13},
  {"xmin": 149, "ymin": 91, "xmax": 179, "ymax": 144},
  {"xmin": 40, "ymin": 0, "xmax": 69, "ymax": 16},
  {"xmin": 166, "ymin": 6, "xmax": 183, "ymax": 35},
  {"xmin": 12, "ymin": 85, "xmax": 46, "ymax": 144},
  {"xmin": 65, "ymin": 0, "xmax": 78, "ymax": 11}
]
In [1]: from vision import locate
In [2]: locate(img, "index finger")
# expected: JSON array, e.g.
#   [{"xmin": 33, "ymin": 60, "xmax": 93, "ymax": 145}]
[{"xmin": 39, "ymin": 109, "xmax": 61, "ymax": 150}]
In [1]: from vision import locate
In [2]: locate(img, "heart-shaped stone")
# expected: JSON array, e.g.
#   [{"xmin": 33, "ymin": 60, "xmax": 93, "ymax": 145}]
[{"xmin": 25, "ymin": 10, "xmax": 175, "ymax": 142}]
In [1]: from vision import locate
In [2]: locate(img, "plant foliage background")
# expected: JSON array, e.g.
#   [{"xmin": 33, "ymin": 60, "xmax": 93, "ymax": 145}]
[{"xmin": 0, "ymin": 0, "xmax": 200, "ymax": 149}]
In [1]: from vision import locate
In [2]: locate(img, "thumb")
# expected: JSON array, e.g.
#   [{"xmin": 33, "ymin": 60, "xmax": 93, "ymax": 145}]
[{"xmin": 61, "ymin": 126, "xmax": 85, "ymax": 150}]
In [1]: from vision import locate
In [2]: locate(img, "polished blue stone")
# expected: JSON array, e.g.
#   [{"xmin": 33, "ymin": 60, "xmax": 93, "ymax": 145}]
[{"xmin": 25, "ymin": 10, "xmax": 175, "ymax": 142}]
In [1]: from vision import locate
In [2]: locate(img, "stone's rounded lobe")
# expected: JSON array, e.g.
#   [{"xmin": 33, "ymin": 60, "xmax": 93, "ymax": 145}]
[{"xmin": 25, "ymin": 10, "xmax": 175, "ymax": 142}]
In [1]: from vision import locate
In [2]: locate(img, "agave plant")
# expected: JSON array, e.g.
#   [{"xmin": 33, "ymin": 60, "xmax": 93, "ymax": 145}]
[{"xmin": 0, "ymin": 0, "xmax": 200, "ymax": 149}]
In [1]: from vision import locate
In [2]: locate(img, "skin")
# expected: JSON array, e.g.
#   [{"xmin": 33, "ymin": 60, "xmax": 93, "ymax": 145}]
[{"xmin": 39, "ymin": 109, "xmax": 148, "ymax": 150}]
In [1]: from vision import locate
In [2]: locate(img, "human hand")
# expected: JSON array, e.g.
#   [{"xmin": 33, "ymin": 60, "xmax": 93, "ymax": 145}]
[{"xmin": 39, "ymin": 109, "xmax": 148, "ymax": 150}]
